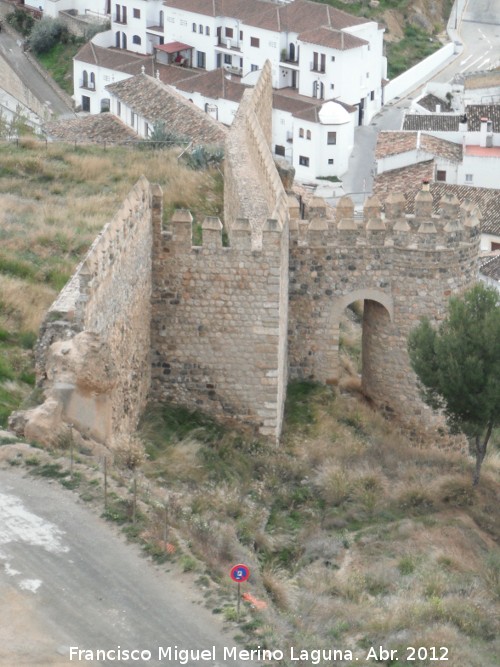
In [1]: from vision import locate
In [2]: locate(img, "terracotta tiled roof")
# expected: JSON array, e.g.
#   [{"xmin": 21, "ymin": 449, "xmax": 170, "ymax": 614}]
[
  {"xmin": 431, "ymin": 184, "xmax": 500, "ymax": 237},
  {"xmin": 174, "ymin": 68, "xmax": 246, "ymax": 102},
  {"xmin": 75, "ymin": 42, "xmax": 154, "ymax": 75},
  {"xmin": 278, "ymin": 0, "xmax": 369, "ymax": 32},
  {"xmin": 402, "ymin": 114, "xmax": 460, "ymax": 131},
  {"xmin": 480, "ymin": 255, "xmax": 500, "ymax": 281},
  {"xmin": 466, "ymin": 105, "xmax": 500, "ymax": 132},
  {"xmin": 373, "ymin": 161, "xmax": 436, "ymax": 200},
  {"xmin": 420, "ymin": 134, "xmax": 462, "ymax": 162},
  {"xmin": 376, "ymin": 131, "xmax": 462, "ymax": 162},
  {"xmin": 106, "ymin": 73, "xmax": 227, "ymax": 145},
  {"xmin": 376, "ymin": 131, "xmax": 417, "ymax": 157},
  {"xmin": 417, "ymin": 93, "xmax": 452, "ymax": 112},
  {"xmin": 298, "ymin": 26, "xmax": 367, "ymax": 50},
  {"xmin": 374, "ymin": 169, "xmax": 500, "ymax": 237},
  {"xmin": 402, "ymin": 105, "xmax": 500, "ymax": 132},
  {"xmin": 156, "ymin": 65, "xmax": 200, "ymax": 86},
  {"xmin": 163, "ymin": 0, "xmax": 369, "ymax": 33},
  {"xmin": 43, "ymin": 113, "xmax": 137, "ymax": 144}
]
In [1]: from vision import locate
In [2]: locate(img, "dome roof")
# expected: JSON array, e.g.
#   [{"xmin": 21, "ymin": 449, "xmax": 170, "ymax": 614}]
[{"xmin": 318, "ymin": 101, "xmax": 351, "ymax": 125}]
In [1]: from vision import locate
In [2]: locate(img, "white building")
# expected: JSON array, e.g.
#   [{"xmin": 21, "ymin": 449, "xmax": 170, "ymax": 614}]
[{"xmin": 72, "ymin": 0, "xmax": 386, "ymax": 180}]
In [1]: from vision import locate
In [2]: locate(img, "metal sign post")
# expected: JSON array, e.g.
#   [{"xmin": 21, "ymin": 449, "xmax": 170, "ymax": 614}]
[{"xmin": 229, "ymin": 564, "xmax": 250, "ymax": 621}]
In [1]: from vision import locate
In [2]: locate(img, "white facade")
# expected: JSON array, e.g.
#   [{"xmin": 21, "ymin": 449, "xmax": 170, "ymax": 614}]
[
  {"xmin": 73, "ymin": 0, "xmax": 385, "ymax": 179},
  {"xmin": 102, "ymin": 0, "xmax": 384, "ymax": 123},
  {"xmin": 73, "ymin": 31, "xmax": 134, "ymax": 114}
]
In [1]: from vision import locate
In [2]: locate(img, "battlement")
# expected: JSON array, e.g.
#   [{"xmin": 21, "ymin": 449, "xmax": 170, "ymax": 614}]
[
  {"xmin": 158, "ymin": 209, "xmax": 284, "ymax": 254},
  {"xmin": 16, "ymin": 63, "xmax": 482, "ymax": 451},
  {"xmin": 293, "ymin": 186, "xmax": 480, "ymax": 252}
]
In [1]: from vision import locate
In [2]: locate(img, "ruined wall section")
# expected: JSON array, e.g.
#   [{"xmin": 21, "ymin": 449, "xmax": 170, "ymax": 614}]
[
  {"xmin": 33, "ymin": 177, "xmax": 154, "ymax": 444},
  {"xmin": 288, "ymin": 190, "xmax": 480, "ymax": 419}
]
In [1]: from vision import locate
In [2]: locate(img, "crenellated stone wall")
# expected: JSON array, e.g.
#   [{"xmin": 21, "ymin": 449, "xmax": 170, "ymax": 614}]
[
  {"xmin": 12, "ymin": 62, "xmax": 481, "ymax": 449},
  {"xmin": 288, "ymin": 189, "xmax": 480, "ymax": 417},
  {"xmin": 150, "ymin": 208, "xmax": 287, "ymax": 439}
]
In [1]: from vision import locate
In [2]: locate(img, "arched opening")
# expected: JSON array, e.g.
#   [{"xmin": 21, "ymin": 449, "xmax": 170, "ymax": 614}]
[
  {"xmin": 89, "ymin": 72, "xmax": 95, "ymax": 89},
  {"xmin": 122, "ymin": 32, "xmax": 127, "ymax": 50},
  {"xmin": 115, "ymin": 31, "xmax": 120, "ymax": 48},
  {"xmin": 329, "ymin": 290, "xmax": 394, "ymax": 397},
  {"xmin": 289, "ymin": 42, "xmax": 295, "ymax": 62},
  {"xmin": 82, "ymin": 70, "xmax": 88, "ymax": 87}
]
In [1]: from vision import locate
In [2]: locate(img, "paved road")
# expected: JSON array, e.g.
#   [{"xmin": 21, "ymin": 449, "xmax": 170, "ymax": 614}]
[
  {"xmin": 0, "ymin": 468, "xmax": 251, "ymax": 667},
  {"xmin": 0, "ymin": 3, "xmax": 74, "ymax": 118}
]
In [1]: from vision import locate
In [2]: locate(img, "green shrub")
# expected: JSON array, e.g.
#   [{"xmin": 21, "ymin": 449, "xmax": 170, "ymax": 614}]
[
  {"xmin": 6, "ymin": 9, "xmax": 34, "ymax": 36},
  {"xmin": 28, "ymin": 18, "xmax": 69, "ymax": 55}
]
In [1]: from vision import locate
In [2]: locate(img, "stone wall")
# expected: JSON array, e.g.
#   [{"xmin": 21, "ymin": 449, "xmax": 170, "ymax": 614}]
[
  {"xmin": 288, "ymin": 190, "xmax": 480, "ymax": 417},
  {"xmin": 150, "ymin": 207, "xmax": 288, "ymax": 440},
  {"xmin": 13, "ymin": 63, "xmax": 482, "ymax": 449},
  {"xmin": 58, "ymin": 11, "xmax": 108, "ymax": 38},
  {"xmin": 30, "ymin": 177, "xmax": 154, "ymax": 445}
]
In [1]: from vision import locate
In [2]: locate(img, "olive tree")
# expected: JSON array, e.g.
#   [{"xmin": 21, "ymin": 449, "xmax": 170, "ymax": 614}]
[{"xmin": 408, "ymin": 283, "xmax": 500, "ymax": 486}]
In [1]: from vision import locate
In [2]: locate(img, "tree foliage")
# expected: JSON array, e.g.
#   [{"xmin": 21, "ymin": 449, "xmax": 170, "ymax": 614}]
[
  {"xmin": 28, "ymin": 18, "xmax": 69, "ymax": 55},
  {"xmin": 408, "ymin": 283, "xmax": 500, "ymax": 486}
]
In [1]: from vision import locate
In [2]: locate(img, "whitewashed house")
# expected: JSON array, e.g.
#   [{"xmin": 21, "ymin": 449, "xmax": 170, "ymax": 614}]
[{"xmin": 73, "ymin": 0, "xmax": 386, "ymax": 180}]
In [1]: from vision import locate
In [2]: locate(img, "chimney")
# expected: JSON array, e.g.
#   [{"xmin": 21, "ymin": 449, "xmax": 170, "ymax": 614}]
[{"xmin": 480, "ymin": 117, "xmax": 488, "ymax": 147}]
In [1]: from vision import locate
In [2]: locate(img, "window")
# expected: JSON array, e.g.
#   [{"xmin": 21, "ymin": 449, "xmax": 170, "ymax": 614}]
[
  {"xmin": 331, "ymin": 55, "xmax": 335, "ymax": 62},
  {"xmin": 330, "ymin": 83, "xmax": 335, "ymax": 90},
  {"xmin": 327, "ymin": 131, "xmax": 337, "ymax": 145},
  {"xmin": 313, "ymin": 52, "xmax": 325, "ymax": 72},
  {"xmin": 117, "ymin": 101, "xmax": 121, "ymax": 116},
  {"xmin": 224, "ymin": 54, "xmax": 232, "ymax": 65},
  {"xmin": 250, "ymin": 37, "xmax": 260, "ymax": 48},
  {"xmin": 133, "ymin": 8, "xmax": 140, "ymax": 18},
  {"xmin": 465, "ymin": 174, "xmax": 473, "ymax": 183},
  {"xmin": 82, "ymin": 70, "xmax": 88, "ymax": 87},
  {"xmin": 130, "ymin": 111, "xmax": 135, "ymax": 127},
  {"xmin": 81, "ymin": 95, "xmax": 90, "ymax": 112},
  {"xmin": 250, "ymin": 64, "xmax": 258, "ymax": 72},
  {"xmin": 199, "ymin": 24, "xmax": 203, "ymax": 33},
  {"xmin": 205, "ymin": 26, "xmax": 210, "ymax": 35},
  {"xmin": 299, "ymin": 156, "xmax": 310, "ymax": 167},
  {"xmin": 89, "ymin": 72, "xmax": 95, "ymax": 89},
  {"xmin": 192, "ymin": 23, "xmax": 196, "ymax": 32},
  {"xmin": 436, "ymin": 170, "xmax": 446, "ymax": 182},
  {"xmin": 370, "ymin": 90, "xmax": 375, "ymax": 101},
  {"xmin": 144, "ymin": 121, "xmax": 149, "ymax": 137},
  {"xmin": 239, "ymin": 30, "xmax": 243, "ymax": 40},
  {"xmin": 275, "ymin": 145, "xmax": 285, "ymax": 156},
  {"xmin": 225, "ymin": 27, "xmax": 233, "ymax": 38},
  {"xmin": 306, "ymin": 130, "xmax": 311, "ymax": 140},
  {"xmin": 197, "ymin": 51, "xmax": 206, "ymax": 68},
  {"xmin": 132, "ymin": 35, "xmax": 141, "ymax": 45},
  {"xmin": 328, "ymin": 159, "xmax": 334, "ymax": 164},
  {"xmin": 366, "ymin": 72, "xmax": 369, "ymax": 78},
  {"xmin": 299, "ymin": 128, "xmax": 304, "ymax": 138}
]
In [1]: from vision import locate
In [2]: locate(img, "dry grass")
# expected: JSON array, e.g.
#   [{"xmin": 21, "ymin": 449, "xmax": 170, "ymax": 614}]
[
  {"xmin": 0, "ymin": 141, "xmax": 223, "ymax": 425},
  {"xmin": 130, "ymin": 387, "xmax": 500, "ymax": 665}
]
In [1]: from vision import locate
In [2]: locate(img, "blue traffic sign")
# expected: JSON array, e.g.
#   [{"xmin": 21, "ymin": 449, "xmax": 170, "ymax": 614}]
[{"xmin": 230, "ymin": 563, "xmax": 250, "ymax": 582}]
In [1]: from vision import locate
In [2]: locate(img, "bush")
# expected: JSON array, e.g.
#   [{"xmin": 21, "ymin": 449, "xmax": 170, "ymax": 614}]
[
  {"xmin": 6, "ymin": 9, "xmax": 34, "ymax": 36},
  {"xmin": 28, "ymin": 18, "xmax": 69, "ymax": 55}
]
